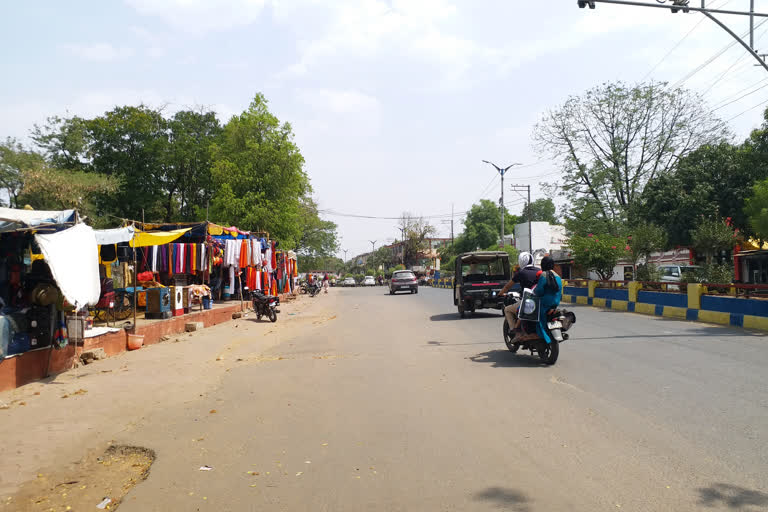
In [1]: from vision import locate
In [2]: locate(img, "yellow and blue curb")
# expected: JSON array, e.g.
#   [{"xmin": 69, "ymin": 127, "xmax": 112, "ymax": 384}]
[{"xmin": 562, "ymin": 282, "xmax": 768, "ymax": 332}]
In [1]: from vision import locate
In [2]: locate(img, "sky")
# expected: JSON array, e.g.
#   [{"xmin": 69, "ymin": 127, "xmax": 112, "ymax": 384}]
[{"xmin": 2, "ymin": 0, "xmax": 768, "ymax": 259}]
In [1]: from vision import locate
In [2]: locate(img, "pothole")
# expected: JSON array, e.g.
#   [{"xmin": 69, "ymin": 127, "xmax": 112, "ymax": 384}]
[{"xmin": 3, "ymin": 445, "xmax": 155, "ymax": 511}]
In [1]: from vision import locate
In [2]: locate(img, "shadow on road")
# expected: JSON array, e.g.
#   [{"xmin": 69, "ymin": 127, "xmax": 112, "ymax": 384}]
[
  {"xmin": 697, "ymin": 483, "xmax": 768, "ymax": 509},
  {"xmin": 474, "ymin": 487, "xmax": 531, "ymax": 511},
  {"xmin": 468, "ymin": 349, "xmax": 549, "ymax": 368},
  {"xmin": 430, "ymin": 312, "xmax": 502, "ymax": 322}
]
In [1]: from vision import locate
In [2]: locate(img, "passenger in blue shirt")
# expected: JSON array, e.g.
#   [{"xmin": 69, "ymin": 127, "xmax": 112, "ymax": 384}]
[{"xmin": 534, "ymin": 256, "xmax": 563, "ymax": 345}]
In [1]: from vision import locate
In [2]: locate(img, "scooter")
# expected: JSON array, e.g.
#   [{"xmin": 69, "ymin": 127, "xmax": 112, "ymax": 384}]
[
  {"xmin": 501, "ymin": 293, "xmax": 576, "ymax": 365},
  {"xmin": 246, "ymin": 288, "xmax": 281, "ymax": 322}
]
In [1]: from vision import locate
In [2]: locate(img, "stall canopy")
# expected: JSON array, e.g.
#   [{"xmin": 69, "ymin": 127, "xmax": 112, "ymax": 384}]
[
  {"xmin": 0, "ymin": 207, "xmax": 76, "ymax": 233},
  {"xmin": 130, "ymin": 227, "xmax": 191, "ymax": 247},
  {"xmin": 94, "ymin": 225, "xmax": 136, "ymax": 245},
  {"xmin": 35, "ymin": 223, "xmax": 101, "ymax": 309}
]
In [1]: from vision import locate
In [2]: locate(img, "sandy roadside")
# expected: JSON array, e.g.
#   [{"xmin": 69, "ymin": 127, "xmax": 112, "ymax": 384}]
[{"xmin": 0, "ymin": 288, "xmax": 341, "ymax": 498}]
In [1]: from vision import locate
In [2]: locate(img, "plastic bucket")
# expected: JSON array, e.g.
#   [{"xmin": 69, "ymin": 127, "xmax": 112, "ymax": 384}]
[{"xmin": 127, "ymin": 334, "xmax": 144, "ymax": 350}]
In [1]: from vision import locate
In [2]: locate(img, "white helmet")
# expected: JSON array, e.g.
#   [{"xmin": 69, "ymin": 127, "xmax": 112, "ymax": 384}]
[{"xmin": 518, "ymin": 252, "xmax": 533, "ymax": 268}]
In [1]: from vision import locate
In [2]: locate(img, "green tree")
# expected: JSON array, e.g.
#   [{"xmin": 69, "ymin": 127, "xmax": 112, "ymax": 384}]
[
  {"xmin": 166, "ymin": 109, "xmax": 222, "ymax": 221},
  {"xmin": 636, "ymin": 142, "xmax": 760, "ymax": 246},
  {"xmin": 690, "ymin": 217, "xmax": 737, "ymax": 265},
  {"xmin": 453, "ymin": 199, "xmax": 519, "ymax": 253},
  {"xmin": 567, "ymin": 234, "xmax": 628, "ymax": 280},
  {"xmin": 296, "ymin": 198, "xmax": 339, "ymax": 260},
  {"xmin": 745, "ymin": 177, "xmax": 768, "ymax": 242},
  {"xmin": 626, "ymin": 222, "xmax": 667, "ymax": 278},
  {"xmin": 535, "ymin": 81, "xmax": 729, "ymax": 231},
  {"xmin": 31, "ymin": 115, "xmax": 91, "ymax": 172},
  {"xmin": 86, "ymin": 105, "xmax": 172, "ymax": 221},
  {"xmin": 209, "ymin": 93, "xmax": 310, "ymax": 247},
  {"xmin": 18, "ymin": 165, "xmax": 118, "ymax": 226},
  {"xmin": 397, "ymin": 213, "xmax": 436, "ymax": 266},
  {"xmin": 521, "ymin": 198, "xmax": 558, "ymax": 224},
  {"xmin": 0, "ymin": 138, "xmax": 43, "ymax": 207}
]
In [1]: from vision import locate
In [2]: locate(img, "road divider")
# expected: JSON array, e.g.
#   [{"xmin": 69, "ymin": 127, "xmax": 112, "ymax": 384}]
[{"xmin": 562, "ymin": 281, "xmax": 768, "ymax": 332}]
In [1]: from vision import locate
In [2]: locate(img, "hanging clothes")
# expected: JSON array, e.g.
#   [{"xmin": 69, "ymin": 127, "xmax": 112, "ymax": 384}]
[{"xmin": 239, "ymin": 239, "xmax": 248, "ymax": 268}]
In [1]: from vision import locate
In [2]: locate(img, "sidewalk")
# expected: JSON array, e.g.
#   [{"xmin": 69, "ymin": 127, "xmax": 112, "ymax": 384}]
[{"xmin": 0, "ymin": 289, "xmax": 340, "ymax": 501}]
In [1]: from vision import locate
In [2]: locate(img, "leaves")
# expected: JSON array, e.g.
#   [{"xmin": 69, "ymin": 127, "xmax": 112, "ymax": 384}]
[
  {"xmin": 745, "ymin": 177, "xmax": 768, "ymax": 242},
  {"xmin": 567, "ymin": 234, "xmax": 628, "ymax": 280},
  {"xmin": 535, "ymin": 81, "xmax": 729, "ymax": 230}
]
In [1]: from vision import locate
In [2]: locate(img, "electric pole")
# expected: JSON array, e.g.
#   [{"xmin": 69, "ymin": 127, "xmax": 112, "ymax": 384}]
[
  {"xmin": 482, "ymin": 160, "xmax": 522, "ymax": 247},
  {"xmin": 577, "ymin": 0, "xmax": 768, "ymax": 74},
  {"xmin": 510, "ymin": 184, "xmax": 533, "ymax": 254},
  {"xmin": 397, "ymin": 226, "xmax": 407, "ymax": 265}
]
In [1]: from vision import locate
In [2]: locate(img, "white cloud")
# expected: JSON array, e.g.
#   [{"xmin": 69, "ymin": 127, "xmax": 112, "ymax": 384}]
[
  {"xmin": 124, "ymin": 0, "xmax": 268, "ymax": 32},
  {"xmin": 295, "ymin": 88, "xmax": 380, "ymax": 116},
  {"xmin": 61, "ymin": 43, "xmax": 135, "ymax": 62}
]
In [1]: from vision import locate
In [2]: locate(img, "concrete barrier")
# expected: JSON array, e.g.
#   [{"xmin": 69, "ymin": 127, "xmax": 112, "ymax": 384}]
[{"xmin": 561, "ymin": 281, "xmax": 768, "ymax": 332}]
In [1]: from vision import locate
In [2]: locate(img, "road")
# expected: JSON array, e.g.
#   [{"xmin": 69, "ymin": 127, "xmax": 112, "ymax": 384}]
[{"xmin": 6, "ymin": 286, "xmax": 767, "ymax": 511}]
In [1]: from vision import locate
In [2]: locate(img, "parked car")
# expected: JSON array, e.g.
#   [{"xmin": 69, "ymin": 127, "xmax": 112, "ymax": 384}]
[
  {"xmin": 362, "ymin": 276, "xmax": 376, "ymax": 286},
  {"xmin": 342, "ymin": 277, "xmax": 356, "ymax": 287},
  {"xmin": 390, "ymin": 270, "xmax": 419, "ymax": 294},
  {"xmin": 659, "ymin": 265, "xmax": 701, "ymax": 283}
]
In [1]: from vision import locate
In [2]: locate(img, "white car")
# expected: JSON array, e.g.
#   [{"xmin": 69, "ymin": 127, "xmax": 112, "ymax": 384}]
[
  {"xmin": 362, "ymin": 276, "xmax": 376, "ymax": 286},
  {"xmin": 342, "ymin": 277, "xmax": 356, "ymax": 287}
]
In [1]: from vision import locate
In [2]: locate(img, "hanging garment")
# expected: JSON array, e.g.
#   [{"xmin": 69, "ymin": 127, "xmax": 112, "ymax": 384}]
[
  {"xmin": 239, "ymin": 240, "xmax": 248, "ymax": 268},
  {"xmin": 271, "ymin": 242, "xmax": 277, "ymax": 270},
  {"xmin": 227, "ymin": 266, "xmax": 235, "ymax": 295},
  {"xmin": 265, "ymin": 247, "xmax": 273, "ymax": 272},
  {"xmin": 255, "ymin": 269, "xmax": 262, "ymax": 291}
]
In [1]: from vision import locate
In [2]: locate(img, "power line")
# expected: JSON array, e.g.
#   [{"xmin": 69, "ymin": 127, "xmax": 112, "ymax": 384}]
[
  {"xmin": 641, "ymin": 0, "xmax": 733, "ymax": 81},
  {"xmin": 713, "ymin": 80, "xmax": 768, "ymax": 111},
  {"xmin": 711, "ymin": 76, "xmax": 768, "ymax": 109},
  {"xmin": 726, "ymin": 96, "xmax": 768, "ymax": 122}
]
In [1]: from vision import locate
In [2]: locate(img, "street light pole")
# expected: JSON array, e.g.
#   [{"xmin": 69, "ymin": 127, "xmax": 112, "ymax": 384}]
[
  {"xmin": 511, "ymin": 184, "xmax": 533, "ymax": 254},
  {"xmin": 482, "ymin": 160, "xmax": 522, "ymax": 248}
]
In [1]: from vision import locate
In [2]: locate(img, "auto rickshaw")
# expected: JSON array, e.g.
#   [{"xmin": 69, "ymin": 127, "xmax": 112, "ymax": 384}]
[{"xmin": 453, "ymin": 251, "xmax": 511, "ymax": 318}]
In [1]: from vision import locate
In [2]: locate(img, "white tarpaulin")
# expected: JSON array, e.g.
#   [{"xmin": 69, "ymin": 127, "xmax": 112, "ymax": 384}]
[
  {"xmin": 35, "ymin": 223, "xmax": 101, "ymax": 309},
  {"xmin": 0, "ymin": 207, "xmax": 76, "ymax": 232},
  {"xmin": 94, "ymin": 225, "xmax": 135, "ymax": 245}
]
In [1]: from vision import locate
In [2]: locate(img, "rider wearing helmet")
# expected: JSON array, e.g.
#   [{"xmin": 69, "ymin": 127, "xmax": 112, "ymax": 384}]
[{"xmin": 499, "ymin": 252, "xmax": 540, "ymax": 330}]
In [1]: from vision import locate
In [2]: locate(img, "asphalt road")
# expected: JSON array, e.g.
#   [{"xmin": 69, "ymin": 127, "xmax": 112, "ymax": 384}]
[{"xmin": 118, "ymin": 286, "xmax": 768, "ymax": 512}]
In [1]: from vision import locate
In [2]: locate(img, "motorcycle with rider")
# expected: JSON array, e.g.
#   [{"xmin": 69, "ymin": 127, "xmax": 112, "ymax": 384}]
[{"xmin": 498, "ymin": 252, "xmax": 576, "ymax": 365}]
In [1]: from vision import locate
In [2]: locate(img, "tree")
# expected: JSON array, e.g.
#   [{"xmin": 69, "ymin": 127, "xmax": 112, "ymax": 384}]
[
  {"xmin": 0, "ymin": 138, "xmax": 43, "ymax": 208},
  {"xmin": 626, "ymin": 222, "xmax": 667, "ymax": 278},
  {"xmin": 397, "ymin": 213, "xmax": 436, "ymax": 266},
  {"xmin": 567, "ymin": 234, "xmax": 628, "ymax": 280},
  {"xmin": 534, "ymin": 82, "xmax": 729, "ymax": 230},
  {"xmin": 521, "ymin": 198, "xmax": 558, "ymax": 224},
  {"xmin": 453, "ymin": 199, "xmax": 519, "ymax": 253},
  {"xmin": 691, "ymin": 217, "xmax": 737, "ymax": 265},
  {"xmin": 86, "ymin": 105, "xmax": 172, "ymax": 221},
  {"xmin": 745, "ymin": 178, "xmax": 768, "ymax": 242},
  {"xmin": 296, "ymin": 198, "xmax": 339, "ymax": 260},
  {"xmin": 166, "ymin": 109, "xmax": 222, "ymax": 221},
  {"xmin": 209, "ymin": 93, "xmax": 310, "ymax": 247},
  {"xmin": 635, "ymin": 142, "xmax": 761, "ymax": 246},
  {"xmin": 18, "ymin": 165, "xmax": 118, "ymax": 226},
  {"xmin": 31, "ymin": 116, "xmax": 91, "ymax": 172}
]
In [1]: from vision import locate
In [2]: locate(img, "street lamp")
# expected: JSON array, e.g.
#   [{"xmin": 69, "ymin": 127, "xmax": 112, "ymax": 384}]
[{"xmin": 482, "ymin": 160, "xmax": 522, "ymax": 247}]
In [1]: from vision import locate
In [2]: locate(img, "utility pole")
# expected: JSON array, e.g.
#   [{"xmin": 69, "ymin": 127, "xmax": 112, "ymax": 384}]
[
  {"xmin": 510, "ymin": 184, "xmax": 533, "ymax": 254},
  {"xmin": 369, "ymin": 240, "xmax": 377, "ymax": 253},
  {"xmin": 482, "ymin": 161, "xmax": 522, "ymax": 247},
  {"xmin": 397, "ymin": 226, "xmax": 406, "ymax": 265},
  {"xmin": 577, "ymin": 0, "xmax": 768, "ymax": 74}
]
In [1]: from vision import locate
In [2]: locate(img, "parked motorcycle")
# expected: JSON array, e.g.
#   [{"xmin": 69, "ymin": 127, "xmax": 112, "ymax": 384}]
[
  {"xmin": 501, "ymin": 293, "xmax": 576, "ymax": 365},
  {"xmin": 301, "ymin": 282, "xmax": 322, "ymax": 297},
  {"xmin": 247, "ymin": 288, "xmax": 281, "ymax": 322}
]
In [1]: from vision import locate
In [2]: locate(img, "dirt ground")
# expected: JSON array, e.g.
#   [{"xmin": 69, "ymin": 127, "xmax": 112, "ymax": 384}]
[
  {"xmin": 0, "ymin": 289, "xmax": 338, "ymax": 505},
  {"xmin": 8, "ymin": 445, "xmax": 154, "ymax": 512}
]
